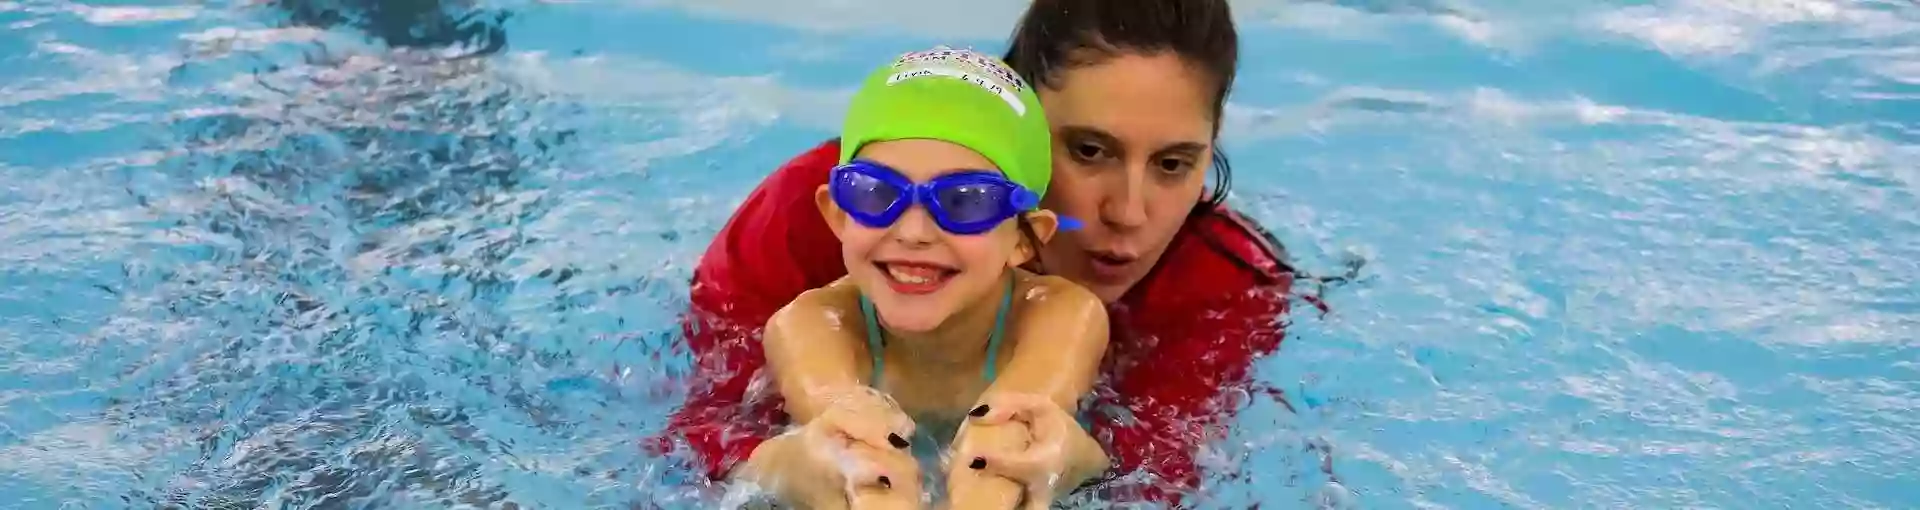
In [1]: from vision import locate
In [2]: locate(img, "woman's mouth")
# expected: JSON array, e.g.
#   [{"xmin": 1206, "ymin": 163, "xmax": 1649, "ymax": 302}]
[
  {"xmin": 876, "ymin": 261, "xmax": 958, "ymax": 295},
  {"xmin": 1086, "ymin": 251, "xmax": 1138, "ymax": 281}
]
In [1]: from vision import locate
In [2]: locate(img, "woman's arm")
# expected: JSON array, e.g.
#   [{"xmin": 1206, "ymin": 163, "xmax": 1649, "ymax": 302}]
[
  {"xmin": 643, "ymin": 303, "xmax": 787, "ymax": 482},
  {"xmin": 1095, "ymin": 285, "xmax": 1291, "ymax": 505},
  {"xmin": 1048, "ymin": 205, "xmax": 1304, "ymax": 505},
  {"xmin": 947, "ymin": 275, "xmax": 1112, "ymax": 508}
]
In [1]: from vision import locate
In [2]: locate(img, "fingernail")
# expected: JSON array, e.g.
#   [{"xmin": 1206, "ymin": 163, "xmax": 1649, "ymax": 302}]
[
  {"xmin": 878, "ymin": 476, "xmax": 892, "ymax": 489},
  {"xmin": 888, "ymin": 433, "xmax": 910, "ymax": 449},
  {"xmin": 969, "ymin": 457, "xmax": 986, "ymax": 470},
  {"xmin": 968, "ymin": 405, "xmax": 989, "ymax": 417}
]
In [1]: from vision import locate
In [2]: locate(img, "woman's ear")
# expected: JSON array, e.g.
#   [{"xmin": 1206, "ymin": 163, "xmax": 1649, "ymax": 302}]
[
  {"xmin": 816, "ymin": 184, "xmax": 849, "ymax": 239},
  {"xmin": 1009, "ymin": 210, "xmax": 1060, "ymax": 267}
]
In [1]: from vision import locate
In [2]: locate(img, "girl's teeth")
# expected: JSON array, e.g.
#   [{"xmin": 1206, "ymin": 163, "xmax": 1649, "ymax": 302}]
[{"xmin": 888, "ymin": 266, "xmax": 935, "ymax": 284}]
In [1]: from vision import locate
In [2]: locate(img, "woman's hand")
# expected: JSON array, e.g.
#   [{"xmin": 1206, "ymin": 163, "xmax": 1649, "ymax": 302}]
[
  {"xmin": 950, "ymin": 392, "xmax": 1111, "ymax": 509},
  {"xmin": 741, "ymin": 387, "xmax": 925, "ymax": 509}
]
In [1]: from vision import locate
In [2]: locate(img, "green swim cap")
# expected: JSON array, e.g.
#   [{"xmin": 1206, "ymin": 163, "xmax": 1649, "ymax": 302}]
[{"xmin": 839, "ymin": 46, "xmax": 1053, "ymax": 198}]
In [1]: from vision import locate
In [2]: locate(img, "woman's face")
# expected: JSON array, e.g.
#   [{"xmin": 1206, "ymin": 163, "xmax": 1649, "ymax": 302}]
[{"xmin": 1036, "ymin": 52, "xmax": 1217, "ymax": 303}]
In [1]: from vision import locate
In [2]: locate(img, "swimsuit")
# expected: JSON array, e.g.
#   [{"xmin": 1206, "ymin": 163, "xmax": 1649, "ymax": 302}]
[
  {"xmin": 857, "ymin": 275, "xmax": 1016, "ymax": 386},
  {"xmin": 857, "ymin": 276, "xmax": 1096, "ymax": 434}
]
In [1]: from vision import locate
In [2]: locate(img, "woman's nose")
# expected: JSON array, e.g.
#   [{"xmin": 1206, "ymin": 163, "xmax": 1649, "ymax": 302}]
[{"xmin": 1102, "ymin": 164, "xmax": 1150, "ymax": 230}]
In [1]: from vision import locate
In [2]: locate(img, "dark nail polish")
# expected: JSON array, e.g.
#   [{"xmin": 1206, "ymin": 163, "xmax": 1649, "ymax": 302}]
[
  {"xmin": 877, "ymin": 476, "xmax": 892, "ymax": 489},
  {"xmin": 888, "ymin": 433, "xmax": 910, "ymax": 449},
  {"xmin": 968, "ymin": 405, "xmax": 989, "ymax": 417},
  {"xmin": 969, "ymin": 457, "xmax": 986, "ymax": 470}
]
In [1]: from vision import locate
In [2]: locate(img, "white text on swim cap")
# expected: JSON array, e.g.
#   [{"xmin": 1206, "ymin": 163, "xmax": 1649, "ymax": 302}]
[
  {"xmin": 886, "ymin": 65, "xmax": 1027, "ymax": 116},
  {"xmin": 892, "ymin": 47, "xmax": 1029, "ymax": 92}
]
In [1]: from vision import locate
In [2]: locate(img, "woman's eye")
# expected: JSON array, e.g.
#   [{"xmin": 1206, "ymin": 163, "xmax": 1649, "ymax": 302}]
[
  {"xmin": 1157, "ymin": 157, "xmax": 1191, "ymax": 173},
  {"xmin": 1071, "ymin": 142, "xmax": 1105, "ymax": 160}
]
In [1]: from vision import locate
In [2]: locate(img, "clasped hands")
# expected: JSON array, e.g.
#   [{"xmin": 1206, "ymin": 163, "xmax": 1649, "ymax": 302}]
[{"xmin": 744, "ymin": 387, "xmax": 1106, "ymax": 510}]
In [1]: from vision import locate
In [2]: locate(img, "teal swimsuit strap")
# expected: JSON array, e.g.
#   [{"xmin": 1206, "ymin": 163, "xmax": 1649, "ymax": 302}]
[
  {"xmin": 859, "ymin": 276, "xmax": 1017, "ymax": 386},
  {"xmin": 981, "ymin": 275, "xmax": 1014, "ymax": 382},
  {"xmin": 859, "ymin": 294, "xmax": 885, "ymax": 385}
]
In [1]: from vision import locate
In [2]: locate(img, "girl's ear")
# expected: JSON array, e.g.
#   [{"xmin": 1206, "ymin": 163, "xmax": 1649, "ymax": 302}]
[
  {"xmin": 1009, "ymin": 211, "xmax": 1059, "ymax": 267},
  {"xmin": 816, "ymin": 185, "xmax": 850, "ymax": 240}
]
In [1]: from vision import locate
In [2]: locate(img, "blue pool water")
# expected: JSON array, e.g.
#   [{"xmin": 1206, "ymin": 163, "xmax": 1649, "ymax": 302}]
[{"xmin": 3, "ymin": 0, "xmax": 1917, "ymax": 507}]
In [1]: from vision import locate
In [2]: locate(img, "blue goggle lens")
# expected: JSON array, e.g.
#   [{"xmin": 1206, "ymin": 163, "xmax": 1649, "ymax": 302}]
[
  {"xmin": 933, "ymin": 182, "xmax": 1010, "ymax": 225},
  {"xmin": 836, "ymin": 170, "xmax": 900, "ymax": 218}
]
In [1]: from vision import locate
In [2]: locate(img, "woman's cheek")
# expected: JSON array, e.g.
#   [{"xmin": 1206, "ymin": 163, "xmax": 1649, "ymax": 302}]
[{"xmin": 1044, "ymin": 171, "xmax": 1104, "ymax": 223}]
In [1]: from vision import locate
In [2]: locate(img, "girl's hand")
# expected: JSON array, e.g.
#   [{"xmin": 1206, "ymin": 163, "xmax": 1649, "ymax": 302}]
[
  {"xmin": 747, "ymin": 387, "xmax": 925, "ymax": 509},
  {"xmin": 951, "ymin": 393, "xmax": 1111, "ymax": 509}
]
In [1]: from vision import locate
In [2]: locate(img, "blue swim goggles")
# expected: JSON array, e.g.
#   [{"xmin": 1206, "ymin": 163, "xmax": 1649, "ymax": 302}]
[{"xmin": 829, "ymin": 160, "xmax": 1080, "ymax": 235}]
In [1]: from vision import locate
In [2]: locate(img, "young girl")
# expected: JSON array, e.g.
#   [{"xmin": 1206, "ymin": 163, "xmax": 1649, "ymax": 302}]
[{"xmin": 733, "ymin": 47, "xmax": 1113, "ymax": 509}]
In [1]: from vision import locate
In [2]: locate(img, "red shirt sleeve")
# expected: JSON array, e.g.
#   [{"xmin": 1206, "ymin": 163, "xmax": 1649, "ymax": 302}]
[
  {"xmin": 644, "ymin": 139, "xmax": 850, "ymax": 481},
  {"xmin": 1084, "ymin": 206, "xmax": 1296, "ymax": 506}
]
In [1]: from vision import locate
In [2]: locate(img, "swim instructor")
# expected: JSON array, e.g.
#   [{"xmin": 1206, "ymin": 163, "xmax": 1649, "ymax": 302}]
[{"xmin": 650, "ymin": 0, "xmax": 1309, "ymax": 505}]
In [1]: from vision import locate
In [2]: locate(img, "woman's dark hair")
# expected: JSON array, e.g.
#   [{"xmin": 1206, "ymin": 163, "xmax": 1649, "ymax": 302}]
[{"xmin": 1002, "ymin": 0, "xmax": 1240, "ymax": 209}]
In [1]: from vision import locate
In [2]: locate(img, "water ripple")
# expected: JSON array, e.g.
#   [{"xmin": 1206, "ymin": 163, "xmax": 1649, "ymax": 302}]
[{"xmin": 3, "ymin": 0, "xmax": 1918, "ymax": 508}]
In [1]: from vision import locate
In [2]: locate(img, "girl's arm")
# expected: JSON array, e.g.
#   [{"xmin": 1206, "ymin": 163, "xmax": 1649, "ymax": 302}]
[
  {"xmin": 947, "ymin": 275, "xmax": 1112, "ymax": 508},
  {"xmin": 643, "ymin": 139, "xmax": 861, "ymax": 482},
  {"xmin": 760, "ymin": 281, "xmax": 870, "ymax": 423},
  {"xmin": 987, "ymin": 275, "xmax": 1111, "ymax": 406},
  {"xmin": 740, "ymin": 282, "xmax": 923, "ymax": 509},
  {"xmin": 735, "ymin": 284, "xmax": 858, "ymax": 491}
]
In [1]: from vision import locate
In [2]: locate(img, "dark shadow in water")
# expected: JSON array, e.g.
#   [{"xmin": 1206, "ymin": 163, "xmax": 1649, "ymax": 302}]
[
  {"xmin": 95, "ymin": 0, "xmax": 686, "ymax": 507},
  {"xmin": 269, "ymin": 0, "xmax": 510, "ymax": 56}
]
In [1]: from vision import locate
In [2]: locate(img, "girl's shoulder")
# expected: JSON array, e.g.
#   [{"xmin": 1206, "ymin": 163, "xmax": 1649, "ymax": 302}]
[
  {"xmin": 770, "ymin": 277, "xmax": 865, "ymax": 329},
  {"xmin": 1013, "ymin": 270, "xmax": 1106, "ymax": 317}
]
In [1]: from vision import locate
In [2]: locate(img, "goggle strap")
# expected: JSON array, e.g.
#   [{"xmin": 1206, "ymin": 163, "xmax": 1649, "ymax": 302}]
[{"xmin": 1056, "ymin": 216, "xmax": 1084, "ymax": 231}]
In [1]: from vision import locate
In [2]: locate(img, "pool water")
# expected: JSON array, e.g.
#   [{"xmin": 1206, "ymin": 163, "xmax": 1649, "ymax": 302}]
[{"xmin": 2, "ymin": 0, "xmax": 1916, "ymax": 508}]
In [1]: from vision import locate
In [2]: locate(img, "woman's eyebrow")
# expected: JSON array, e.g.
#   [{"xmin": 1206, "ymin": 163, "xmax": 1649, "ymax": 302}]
[
  {"xmin": 1155, "ymin": 141, "xmax": 1210, "ymax": 156},
  {"xmin": 1057, "ymin": 125, "xmax": 1123, "ymax": 149}
]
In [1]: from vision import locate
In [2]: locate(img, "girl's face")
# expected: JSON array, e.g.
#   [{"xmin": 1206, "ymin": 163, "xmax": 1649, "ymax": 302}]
[
  {"xmin": 817, "ymin": 139, "xmax": 1057, "ymax": 333},
  {"xmin": 1034, "ymin": 52, "xmax": 1218, "ymax": 303}
]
